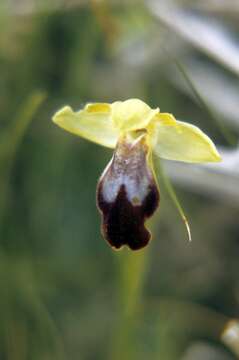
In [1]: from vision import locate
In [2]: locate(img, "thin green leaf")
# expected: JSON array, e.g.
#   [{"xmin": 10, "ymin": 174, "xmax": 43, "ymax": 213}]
[
  {"xmin": 173, "ymin": 58, "xmax": 236, "ymax": 146},
  {"xmin": 155, "ymin": 158, "xmax": 192, "ymax": 242},
  {"xmin": 0, "ymin": 91, "xmax": 47, "ymax": 224}
]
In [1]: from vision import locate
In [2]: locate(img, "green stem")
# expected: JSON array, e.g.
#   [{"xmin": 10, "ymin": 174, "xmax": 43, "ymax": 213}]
[{"xmin": 110, "ymin": 247, "xmax": 150, "ymax": 360}]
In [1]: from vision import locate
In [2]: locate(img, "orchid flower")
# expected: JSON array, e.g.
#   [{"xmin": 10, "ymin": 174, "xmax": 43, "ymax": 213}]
[{"xmin": 52, "ymin": 99, "xmax": 221, "ymax": 251}]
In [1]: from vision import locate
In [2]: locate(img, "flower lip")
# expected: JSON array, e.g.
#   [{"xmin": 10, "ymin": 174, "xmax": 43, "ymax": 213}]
[
  {"xmin": 96, "ymin": 134, "xmax": 160, "ymax": 250},
  {"xmin": 97, "ymin": 184, "xmax": 159, "ymax": 250}
]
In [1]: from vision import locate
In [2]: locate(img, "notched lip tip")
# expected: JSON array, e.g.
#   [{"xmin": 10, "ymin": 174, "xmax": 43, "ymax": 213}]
[
  {"xmin": 108, "ymin": 238, "xmax": 151, "ymax": 251},
  {"xmin": 107, "ymin": 242, "xmax": 123, "ymax": 252}
]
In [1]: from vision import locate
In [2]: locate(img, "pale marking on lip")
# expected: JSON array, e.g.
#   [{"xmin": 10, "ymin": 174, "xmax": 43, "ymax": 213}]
[{"xmin": 99, "ymin": 135, "xmax": 153, "ymax": 205}]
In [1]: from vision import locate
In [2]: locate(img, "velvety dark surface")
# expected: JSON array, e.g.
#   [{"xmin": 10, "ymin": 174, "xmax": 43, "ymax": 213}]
[
  {"xmin": 97, "ymin": 184, "xmax": 159, "ymax": 250},
  {"xmin": 97, "ymin": 136, "xmax": 159, "ymax": 250}
]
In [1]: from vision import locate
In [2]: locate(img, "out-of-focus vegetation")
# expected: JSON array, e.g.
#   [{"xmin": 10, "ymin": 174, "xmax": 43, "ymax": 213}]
[{"xmin": 0, "ymin": 1, "xmax": 239, "ymax": 359}]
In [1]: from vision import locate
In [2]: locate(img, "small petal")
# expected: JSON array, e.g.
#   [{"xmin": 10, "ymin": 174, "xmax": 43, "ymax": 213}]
[
  {"xmin": 111, "ymin": 99, "xmax": 159, "ymax": 132},
  {"xmin": 149, "ymin": 113, "xmax": 221, "ymax": 163},
  {"xmin": 52, "ymin": 104, "xmax": 119, "ymax": 148}
]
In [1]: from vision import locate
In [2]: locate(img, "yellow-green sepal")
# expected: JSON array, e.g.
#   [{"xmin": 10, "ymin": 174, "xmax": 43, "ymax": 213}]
[
  {"xmin": 52, "ymin": 103, "xmax": 119, "ymax": 148},
  {"xmin": 150, "ymin": 113, "xmax": 221, "ymax": 163}
]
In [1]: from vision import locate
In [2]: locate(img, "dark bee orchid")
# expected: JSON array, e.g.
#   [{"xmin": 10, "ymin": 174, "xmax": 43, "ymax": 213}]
[{"xmin": 53, "ymin": 99, "xmax": 221, "ymax": 250}]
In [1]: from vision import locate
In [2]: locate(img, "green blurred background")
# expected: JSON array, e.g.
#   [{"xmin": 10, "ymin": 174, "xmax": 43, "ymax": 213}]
[{"xmin": 0, "ymin": 1, "xmax": 239, "ymax": 359}]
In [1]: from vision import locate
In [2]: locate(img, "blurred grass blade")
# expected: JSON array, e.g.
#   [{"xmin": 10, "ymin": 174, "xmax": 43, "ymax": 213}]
[
  {"xmin": 173, "ymin": 59, "xmax": 236, "ymax": 146},
  {"xmin": 155, "ymin": 158, "xmax": 191, "ymax": 242},
  {"xmin": 222, "ymin": 319, "xmax": 239, "ymax": 357},
  {"xmin": 1, "ymin": 255, "xmax": 66, "ymax": 360},
  {"xmin": 0, "ymin": 91, "xmax": 46, "ymax": 223},
  {"xmin": 148, "ymin": 0, "xmax": 239, "ymax": 76},
  {"xmin": 170, "ymin": 59, "xmax": 239, "ymax": 132},
  {"xmin": 0, "ymin": 91, "xmax": 47, "ymax": 158}
]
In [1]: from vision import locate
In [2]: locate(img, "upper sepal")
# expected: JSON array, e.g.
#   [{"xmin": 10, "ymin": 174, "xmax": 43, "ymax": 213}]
[{"xmin": 111, "ymin": 99, "xmax": 159, "ymax": 132}]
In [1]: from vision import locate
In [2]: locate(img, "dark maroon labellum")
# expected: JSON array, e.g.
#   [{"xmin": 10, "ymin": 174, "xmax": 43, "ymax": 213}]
[{"xmin": 96, "ymin": 135, "xmax": 160, "ymax": 251}]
